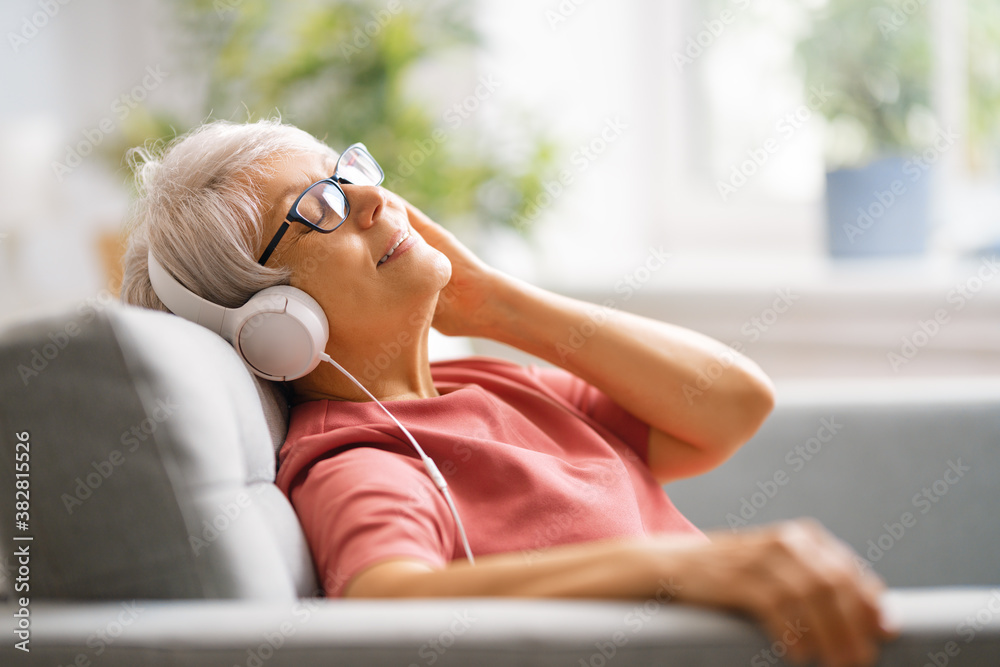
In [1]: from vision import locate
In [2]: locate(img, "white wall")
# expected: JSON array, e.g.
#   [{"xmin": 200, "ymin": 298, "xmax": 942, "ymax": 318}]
[{"xmin": 0, "ymin": 0, "xmax": 198, "ymax": 325}]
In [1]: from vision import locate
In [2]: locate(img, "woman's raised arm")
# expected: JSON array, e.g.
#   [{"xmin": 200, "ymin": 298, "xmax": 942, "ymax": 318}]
[{"xmin": 403, "ymin": 197, "xmax": 775, "ymax": 483}]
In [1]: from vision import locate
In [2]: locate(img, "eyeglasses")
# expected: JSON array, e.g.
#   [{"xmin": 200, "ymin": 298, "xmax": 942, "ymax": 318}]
[{"xmin": 257, "ymin": 142, "xmax": 384, "ymax": 266}]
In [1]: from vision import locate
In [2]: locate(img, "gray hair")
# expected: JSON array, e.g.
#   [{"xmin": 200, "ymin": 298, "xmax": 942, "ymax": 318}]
[{"xmin": 120, "ymin": 119, "xmax": 335, "ymax": 311}]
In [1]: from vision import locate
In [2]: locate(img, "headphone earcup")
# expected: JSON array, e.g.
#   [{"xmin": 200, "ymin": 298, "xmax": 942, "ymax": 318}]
[{"xmin": 231, "ymin": 286, "xmax": 329, "ymax": 381}]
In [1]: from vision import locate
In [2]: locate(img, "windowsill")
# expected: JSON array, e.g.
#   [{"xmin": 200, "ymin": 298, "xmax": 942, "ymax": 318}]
[
  {"xmin": 539, "ymin": 252, "xmax": 1000, "ymax": 298},
  {"xmin": 469, "ymin": 252, "xmax": 1000, "ymax": 380}
]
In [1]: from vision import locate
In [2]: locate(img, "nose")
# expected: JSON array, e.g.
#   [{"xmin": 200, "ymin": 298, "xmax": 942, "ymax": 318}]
[{"xmin": 343, "ymin": 184, "xmax": 385, "ymax": 231}]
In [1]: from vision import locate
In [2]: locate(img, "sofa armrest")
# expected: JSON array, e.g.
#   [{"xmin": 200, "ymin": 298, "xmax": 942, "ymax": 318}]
[{"xmin": 1, "ymin": 588, "xmax": 997, "ymax": 666}]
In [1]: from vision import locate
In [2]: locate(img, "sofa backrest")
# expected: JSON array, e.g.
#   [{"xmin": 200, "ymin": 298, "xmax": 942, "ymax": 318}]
[
  {"xmin": 666, "ymin": 377, "xmax": 1000, "ymax": 588},
  {"xmin": 4, "ymin": 300, "xmax": 996, "ymax": 598},
  {"xmin": 0, "ymin": 303, "xmax": 317, "ymax": 600}
]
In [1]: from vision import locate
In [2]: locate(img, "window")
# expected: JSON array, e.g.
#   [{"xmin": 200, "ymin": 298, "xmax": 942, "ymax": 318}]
[{"xmin": 476, "ymin": 0, "xmax": 1000, "ymax": 287}]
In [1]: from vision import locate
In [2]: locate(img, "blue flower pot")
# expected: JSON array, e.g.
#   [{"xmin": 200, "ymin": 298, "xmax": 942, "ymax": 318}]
[{"xmin": 825, "ymin": 156, "xmax": 932, "ymax": 258}]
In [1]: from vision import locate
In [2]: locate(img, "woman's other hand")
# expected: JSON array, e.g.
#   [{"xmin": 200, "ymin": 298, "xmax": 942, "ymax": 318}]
[
  {"xmin": 348, "ymin": 517, "xmax": 896, "ymax": 667},
  {"xmin": 398, "ymin": 195, "xmax": 507, "ymax": 337},
  {"xmin": 663, "ymin": 519, "xmax": 898, "ymax": 667}
]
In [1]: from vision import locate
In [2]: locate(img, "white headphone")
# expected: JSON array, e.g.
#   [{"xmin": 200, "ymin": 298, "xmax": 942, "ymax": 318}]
[
  {"xmin": 146, "ymin": 248, "xmax": 476, "ymax": 564},
  {"xmin": 147, "ymin": 249, "xmax": 329, "ymax": 381}
]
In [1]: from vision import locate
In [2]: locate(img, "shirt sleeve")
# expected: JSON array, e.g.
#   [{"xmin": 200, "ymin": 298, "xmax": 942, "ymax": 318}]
[
  {"xmin": 287, "ymin": 446, "xmax": 456, "ymax": 598},
  {"xmin": 524, "ymin": 364, "xmax": 651, "ymax": 464}
]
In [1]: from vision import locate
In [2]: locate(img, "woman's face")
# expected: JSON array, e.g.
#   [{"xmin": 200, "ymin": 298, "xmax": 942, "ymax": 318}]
[{"xmin": 257, "ymin": 148, "xmax": 452, "ymax": 346}]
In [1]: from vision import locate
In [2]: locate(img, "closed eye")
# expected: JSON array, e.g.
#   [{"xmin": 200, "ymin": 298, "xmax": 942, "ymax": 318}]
[{"xmin": 315, "ymin": 209, "xmax": 335, "ymax": 228}]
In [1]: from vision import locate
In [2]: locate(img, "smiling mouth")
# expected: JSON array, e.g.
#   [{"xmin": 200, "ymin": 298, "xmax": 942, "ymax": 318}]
[{"xmin": 377, "ymin": 230, "xmax": 411, "ymax": 266}]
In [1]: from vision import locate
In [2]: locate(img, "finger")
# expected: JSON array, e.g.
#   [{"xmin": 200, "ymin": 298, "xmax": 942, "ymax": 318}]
[
  {"xmin": 863, "ymin": 576, "xmax": 901, "ymax": 640},
  {"xmin": 766, "ymin": 522, "xmax": 875, "ymax": 666},
  {"xmin": 402, "ymin": 205, "xmax": 465, "ymax": 259},
  {"xmin": 756, "ymin": 605, "xmax": 813, "ymax": 667},
  {"xmin": 403, "ymin": 207, "xmax": 439, "ymax": 240},
  {"xmin": 852, "ymin": 567, "xmax": 898, "ymax": 641},
  {"xmin": 784, "ymin": 586, "xmax": 845, "ymax": 667},
  {"xmin": 398, "ymin": 197, "xmax": 440, "ymax": 233},
  {"xmin": 822, "ymin": 531, "xmax": 899, "ymax": 642},
  {"xmin": 803, "ymin": 544, "xmax": 882, "ymax": 666},
  {"xmin": 761, "ymin": 576, "xmax": 868, "ymax": 667},
  {"xmin": 743, "ymin": 555, "xmax": 820, "ymax": 663},
  {"xmin": 820, "ymin": 583, "xmax": 879, "ymax": 667}
]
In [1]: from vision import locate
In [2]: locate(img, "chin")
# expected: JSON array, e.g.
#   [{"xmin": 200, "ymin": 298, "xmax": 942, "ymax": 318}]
[{"xmin": 422, "ymin": 245, "xmax": 452, "ymax": 290}]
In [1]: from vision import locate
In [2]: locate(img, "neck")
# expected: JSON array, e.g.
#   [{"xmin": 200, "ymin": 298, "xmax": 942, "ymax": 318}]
[{"xmin": 289, "ymin": 323, "xmax": 439, "ymax": 405}]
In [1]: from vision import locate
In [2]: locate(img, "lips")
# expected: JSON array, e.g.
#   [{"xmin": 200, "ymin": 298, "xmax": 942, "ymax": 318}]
[{"xmin": 377, "ymin": 228, "xmax": 412, "ymax": 267}]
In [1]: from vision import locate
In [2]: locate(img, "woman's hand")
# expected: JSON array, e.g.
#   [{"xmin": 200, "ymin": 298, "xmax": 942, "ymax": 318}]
[
  {"xmin": 399, "ymin": 195, "xmax": 509, "ymax": 337},
  {"xmin": 663, "ymin": 519, "xmax": 898, "ymax": 667}
]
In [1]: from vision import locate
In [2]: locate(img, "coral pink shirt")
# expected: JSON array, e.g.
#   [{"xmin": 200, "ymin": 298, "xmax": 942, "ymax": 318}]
[{"xmin": 275, "ymin": 357, "xmax": 706, "ymax": 597}]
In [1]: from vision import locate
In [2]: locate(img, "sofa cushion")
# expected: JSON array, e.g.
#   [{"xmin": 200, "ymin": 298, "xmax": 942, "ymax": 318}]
[
  {"xmin": 250, "ymin": 371, "xmax": 291, "ymax": 456},
  {"xmin": 0, "ymin": 303, "xmax": 317, "ymax": 600}
]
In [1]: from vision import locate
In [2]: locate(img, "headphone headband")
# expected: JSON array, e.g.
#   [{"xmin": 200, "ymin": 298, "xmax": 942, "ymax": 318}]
[{"xmin": 147, "ymin": 250, "xmax": 229, "ymax": 334}]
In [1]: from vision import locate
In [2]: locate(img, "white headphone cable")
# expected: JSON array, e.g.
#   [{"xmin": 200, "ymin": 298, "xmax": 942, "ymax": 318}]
[{"xmin": 318, "ymin": 351, "xmax": 475, "ymax": 565}]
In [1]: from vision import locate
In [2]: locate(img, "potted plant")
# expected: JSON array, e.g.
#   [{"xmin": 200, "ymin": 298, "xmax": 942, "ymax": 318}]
[{"xmin": 796, "ymin": 0, "xmax": 939, "ymax": 258}]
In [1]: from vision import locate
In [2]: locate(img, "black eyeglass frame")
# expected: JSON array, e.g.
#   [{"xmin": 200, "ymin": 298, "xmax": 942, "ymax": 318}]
[{"xmin": 257, "ymin": 142, "xmax": 384, "ymax": 266}]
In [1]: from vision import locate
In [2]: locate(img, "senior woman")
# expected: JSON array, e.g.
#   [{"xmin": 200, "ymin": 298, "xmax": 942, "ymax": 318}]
[{"xmin": 120, "ymin": 119, "xmax": 894, "ymax": 667}]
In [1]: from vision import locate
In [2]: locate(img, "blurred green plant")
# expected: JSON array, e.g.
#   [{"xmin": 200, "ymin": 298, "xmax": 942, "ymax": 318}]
[
  {"xmin": 119, "ymin": 0, "xmax": 561, "ymax": 234},
  {"xmin": 794, "ymin": 0, "xmax": 1000, "ymax": 171},
  {"xmin": 966, "ymin": 0, "xmax": 1000, "ymax": 172}
]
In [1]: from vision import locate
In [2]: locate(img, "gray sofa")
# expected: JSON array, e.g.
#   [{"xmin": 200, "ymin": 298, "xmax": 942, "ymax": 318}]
[{"xmin": 0, "ymin": 303, "xmax": 997, "ymax": 666}]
